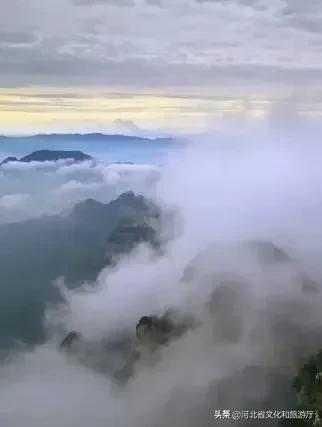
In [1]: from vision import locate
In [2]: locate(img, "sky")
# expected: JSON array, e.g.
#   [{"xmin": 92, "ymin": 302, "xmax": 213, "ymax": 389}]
[{"xmin": 1, "ymin": 0, "xmax": 322, "ymax": 134}]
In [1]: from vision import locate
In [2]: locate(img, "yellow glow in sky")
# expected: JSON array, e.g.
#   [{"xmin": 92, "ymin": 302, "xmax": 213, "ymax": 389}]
[{"xmin": 0, "ymin": 86, "xmax": 294, "ymax": 135}]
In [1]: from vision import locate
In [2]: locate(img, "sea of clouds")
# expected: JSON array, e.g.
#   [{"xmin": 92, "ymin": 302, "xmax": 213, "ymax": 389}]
[
  {"xmin": 0, "ymin": 159, "xmax": 160, "ymax": 224},
  {"xmin": 2, "ymin": 124, "xmax": 322, "ymax": 426}
]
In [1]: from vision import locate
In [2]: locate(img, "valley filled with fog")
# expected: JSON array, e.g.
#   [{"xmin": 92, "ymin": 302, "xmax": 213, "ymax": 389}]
[{"xmin": 1, "ymin": 127, "xmax": 322, "ymax": 426}]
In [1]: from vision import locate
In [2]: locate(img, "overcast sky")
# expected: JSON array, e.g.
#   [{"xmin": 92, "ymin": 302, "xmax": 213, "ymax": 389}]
[{"xmin": 1, "ymin": 0, "xmax": 322, "ymax": 134}]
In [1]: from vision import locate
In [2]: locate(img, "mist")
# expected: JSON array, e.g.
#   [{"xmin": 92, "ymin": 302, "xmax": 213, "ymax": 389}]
[
  {"xmin": 0, "ymin": 159, "xmax": 160, "ymax": 224},
  {"xmin": 1, "ymin": 127, "xmax": 322, "ymax": 426}
]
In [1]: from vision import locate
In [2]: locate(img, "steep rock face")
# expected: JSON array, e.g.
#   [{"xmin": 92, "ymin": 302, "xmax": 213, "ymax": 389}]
[
  {"xmin": 59, "ymin": 331, "xmax": 82, "ymax": 351},
  {"xmin": 56, "ymin": 239, "xmax": 322, "ymax": 417},
  {"xmin": 59, "ymin": 310, "xmax": 195, "ymax": 382},
  {"xmin": 71, "ymin": 191, "xmax": 158, "ymax": 229},
  {"xmin": 179, "ymin": 241, "xmax": 322, "ymax": 420},
  {"xmin": 135, "ymin": 311, "xmax": 193, "ymax": 349},
  {"xmin": 0, "ymin": 192, "xmax": 162, "ymax": 347},
  {"xmin": 285, "ymin": 351, "xmax": 322, "ymax": 426}
]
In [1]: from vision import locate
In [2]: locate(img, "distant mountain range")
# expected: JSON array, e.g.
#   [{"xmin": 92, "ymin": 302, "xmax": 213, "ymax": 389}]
[
  {"xmin": 0, "ymin": 133, "xmax": 173, "ymax": 143},
  {"xmin": 0, "ymin": 133, "xmax": 176, "ymax": 164},
  {"xmin": 0, "ymin": 150, "xmax": 93, "ymax": 165}
]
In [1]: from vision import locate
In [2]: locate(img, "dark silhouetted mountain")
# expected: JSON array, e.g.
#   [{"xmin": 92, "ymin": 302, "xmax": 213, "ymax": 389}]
[
  {"xmin": 107, "ymin": 223, "xmax": 158, "ymax": 252},
  {"xmin": 0, "ymin": 150, "xmax": 92, "ymax": 165},
  {"xmin": 20, "ymin": 150, "xmax": 92, "ymax": 162},
  {"xmin": 0, "ymin": 134, "xmax": 176, "ymax": 165},
  {"xmin": 59, "ymin": 310, "xmax": 196, "ymax": 382},
  {"xmin": 59, "ymin": 331, "xmax": 82, "ymax": 351},
  {"xmin": 0, "ymin": 192, "xmax": 161, "ymax": 348},
  {"xmin": 289, "ymin": 350, "xmax": 322, "ymax": 426},
  {"xmin": 0, "ymin": 156, "xmax": 18, "ymax": 166}
]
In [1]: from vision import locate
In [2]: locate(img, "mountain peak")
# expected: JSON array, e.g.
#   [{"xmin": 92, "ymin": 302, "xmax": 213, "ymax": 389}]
[
  {"xmin": 1, "ymin": 150, "xmax": 93, "ymax": 166},
  {"xmin": 0, "ymin": 156, "xmax": 18, "ymax": 166},
  {"xmin": 19, "ymin": 150, "xmax": 92, "ymax": 163}
]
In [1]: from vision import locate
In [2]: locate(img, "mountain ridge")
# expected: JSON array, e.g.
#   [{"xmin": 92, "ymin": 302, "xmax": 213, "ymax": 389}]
[
  {"xmin": 0, "ymin": 133, "xmax": 174, "ymax": 143},
  {"xmin": 0, "ymin": 192, "xmax": 162, "ymax": 347},
  {"xmin": 0, "ymin": 149, "xmax": 93, "ymax": 165}
]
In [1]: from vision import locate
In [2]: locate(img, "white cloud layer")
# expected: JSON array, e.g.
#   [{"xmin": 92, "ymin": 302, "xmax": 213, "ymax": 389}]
[
  {"xmin": 2, "ymin": 127, "xmax": 322, "ymax": 425},
  {"xmin": 0, "ymin": 159, "xmax": 160, "ymax": 223}
]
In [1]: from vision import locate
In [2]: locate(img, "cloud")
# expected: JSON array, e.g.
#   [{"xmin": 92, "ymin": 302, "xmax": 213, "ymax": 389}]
[
  {"xmin": 74, "ymin": 0, "xmax": 135, "ymax": 5},
  {"xmin": 0, "ymin": 193, "xmax": 30, "ymax": 209},
  {"xmin": 3, "ymin": 0, "xmax": 322, "ymax": 134},
  {"xmin": 3, "ymin": 127, "xmax": 322, "ymax": 426},
  {"xmin": 0, "ymin": 31, "xmax": 37, "ymax": 46},
  {"xmin": 112, "ymin": 119, "xmax": 142, "ymax": 135},
  {"xmin": 0, "ymin": 159, "xmax": 160, "ymax": 224},
  {"xmin": 1, "ymin": 0, "xmax": 322, "ymax": 92},
  {"xmin": 53, "ymin": 127, "xmax": 322, "ymax": 344}
]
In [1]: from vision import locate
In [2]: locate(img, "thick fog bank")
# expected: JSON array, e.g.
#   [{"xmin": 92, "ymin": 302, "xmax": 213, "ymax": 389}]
[
  {"xmin": 2, "ymin": 130, "xmax": 322, "ymax": 426},
  {"xmin": 0, "ymin": 160, "xmax": 160, "ymax": 224}
]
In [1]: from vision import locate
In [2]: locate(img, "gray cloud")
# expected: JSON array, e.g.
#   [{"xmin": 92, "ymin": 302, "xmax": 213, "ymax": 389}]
[
  {"xmin": 74, "ymin": 0, "xmax": 135, "ymax": 6},
  {"xmin": 1, "ymin": 0, "xmax": 322, "ymax": 90},
  {"xmin": 0, "ymin": 159, "xmax": 160, "ymax": 224},
  {"xmin": 3, "ymin": 131, "xmax": 322, "ymax": 425},
  {"xmin": 0, "ymin": 31, "xmax": 37, "ymax": 45}
]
